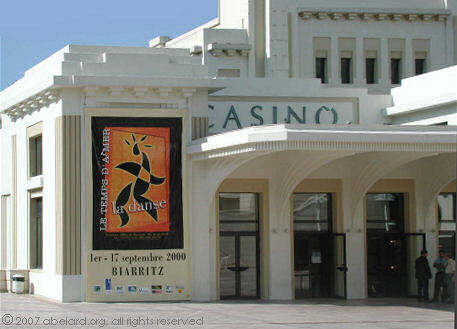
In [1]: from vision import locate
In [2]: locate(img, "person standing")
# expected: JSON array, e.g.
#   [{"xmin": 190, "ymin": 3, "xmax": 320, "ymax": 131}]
[
  {"xmin": 445, "ymin": 253, "xmax": 455, "ymax": 304},
  {"xmin": 415, "ymin": 250, "xmax": 432, "ymax": 302},
  {"xmin": 433, "ymin": 249, "xmax": 449, "ymax": 302}
]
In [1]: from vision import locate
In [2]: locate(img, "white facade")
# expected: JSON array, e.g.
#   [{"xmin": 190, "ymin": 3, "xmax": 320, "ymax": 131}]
[
  {"xmin": 385, "ymin": 66, "xmax": 457, "ymax": 125},
  {"xmin": 0, "ymin": 0, "xmax": 456, "ymax": 302}
]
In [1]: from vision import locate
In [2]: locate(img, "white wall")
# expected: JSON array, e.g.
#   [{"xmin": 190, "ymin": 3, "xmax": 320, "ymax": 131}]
[
  {"xmin": 387, "ymin": 66, "xmax": 457, "ymax": 125},
  {"xmin": 0, "ymin": 100, "xmax": 60, "ymax": 277},
  {"xmin": 297, "ymin": 19, "xmax": 449, "ymax": 92},
  {"xmin": 218, "ymin": 0, "xmax": 251, "ymax": 29},
  {"xmin": 204, "ymin": 28, "xmax": 250, "ymax": 78},
  {"xmin": 0, "ymin": 89, "xmax": 85, "ymax": 301}
]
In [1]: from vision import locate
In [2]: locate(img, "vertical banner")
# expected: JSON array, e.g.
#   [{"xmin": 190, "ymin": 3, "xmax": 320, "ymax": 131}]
[{"xmin": 87, "ymin": 116, "xmax": 188, "ymax": 302}]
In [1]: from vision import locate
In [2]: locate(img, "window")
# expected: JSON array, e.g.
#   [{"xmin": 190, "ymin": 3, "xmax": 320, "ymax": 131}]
[
  {"xmin": 293, "ymin": 193, "xmax": 332, "ymax": 232},
  {"xmin": 313, "ymin": 37, "xmax": 330, "ymax": 82},
  {"xmin": 1, "ymin": 195, "xmax": 9, "ymax": 269},
  {"xmin": 30, "ymin": 197, "xmax": 43, "ymax": 269},
  {"xmin": 415, "ymin": 58, "xmax": 426, "ymax": 75},
  {"xmin": 364, "ymin": 39, "xmax": 380, "ymax": 84},
  {"xmin": 219, "ymin": 193, "xmax": 259, "ymax": 232},
  {"xmin": 366, "ymin": 193, "xmax": 404, "ymax": 232},
  {"xmin": 391, "ymin": 58, "xmax": 401, "ymax": 85},
  {"xmin": 315, "ymin": 57, "xmax": 328, "ymax": 84},
  {"xmin": 366, "ymin": 58, "xmax": 377, "ymax": 84},
  {"xmin": 29, "ymin": 135, "xmax": 42, "ymax": 177},
  {"xmin": 28, "ymin": 122, "xmax": 43, "ymax": 178},
  {"xmin": 341, "ymin": 58, "xmax": 352, "ymax": 84},
  {"xmin": 413, "ymin": 40, "xmax": 429, "ymax": 75},
  {"xmin": 438, "ymin": 193, "xmax": 456, "ymax": 258}
]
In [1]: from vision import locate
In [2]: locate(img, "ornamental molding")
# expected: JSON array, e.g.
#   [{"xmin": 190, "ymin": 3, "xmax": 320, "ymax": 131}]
[
  {"xmin": 207, "ymin": 43, "xmax": 252, "ymax": 57},
  {"xmin": 298, "ymin": 10, "xmax": 449, "ymax": 22},
  {"xmin": 189, "ymin": 140, "xmax": 456, "ymax": 161},
  {"xmin": 3, "ymin": 89, "xmax": 60, "ymax": 119},
  {"xmin": 84, "ymin": 86, "xmax": 197, "ymax": 98},
  {"xmin": 2, "ymin": 85, "xmax": 199, "ymax": 119}
]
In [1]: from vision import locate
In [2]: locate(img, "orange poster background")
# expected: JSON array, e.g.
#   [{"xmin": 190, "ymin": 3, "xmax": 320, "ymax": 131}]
[{"xmin": 106, "ymin": 127, "xmax": 170, "ymax": 233}]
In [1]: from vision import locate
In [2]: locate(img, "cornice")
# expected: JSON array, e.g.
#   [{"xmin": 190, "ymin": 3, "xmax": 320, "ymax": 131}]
[
  {"xmin": 298, "ymin": 8, "xmax": 450, "ymax": 22},
  {"xmin": 1, "ymin": 44, "xmax": 225, "ymax": 119},
  {"xmin": 207, "ymin": 43, "xmax": 252, "ymax": 57},
  {"xmin": 1, "ymin": 85, "xmax": 205, "ymax": 119},
  {"xmin": 85, "ymin": 86, "xmax": 198, "ymax": 98},
  {"xmin": 188, "ymin": 125, "xmax": 457, "ymax": 161},
  {"xmin": 189, "ymin": 140, "xmax": 456, "ymax": 161},
  {"xmin": 3, "ymin": 89, "xmax": 60, "ymax": 120}
]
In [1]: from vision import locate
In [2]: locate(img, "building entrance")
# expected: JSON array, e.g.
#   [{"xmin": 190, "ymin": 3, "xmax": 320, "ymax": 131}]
[
  {"xmin": 219, "ymin": 193, "xmax": 260, "ymax": 299},
  {"xmin": 293, "ymin": 193, "xmax": 347, "ymax": 299},
  {"xmin": 366, "ymin": 193, "xmax": 426, "ymax": 297}
]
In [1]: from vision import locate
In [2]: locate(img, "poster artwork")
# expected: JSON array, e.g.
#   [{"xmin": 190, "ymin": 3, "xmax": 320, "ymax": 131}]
[{"xmin": 92, "ymin": 117, "xmax": 183, "ymax": 250}]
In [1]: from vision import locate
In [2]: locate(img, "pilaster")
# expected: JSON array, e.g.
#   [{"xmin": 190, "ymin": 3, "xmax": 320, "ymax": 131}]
[
  {"xmin": 355, "ymin": 37, "xmax": 365, "ymax": 85},
  {"xmin": 380, "ymin": 38, "xmax": 390, "ymax": 89},
  {"xmin": 404, "ymin": 38, "xmax": 414, "ymax": 78},
  {"xmin": 330, "ymin": 36, "xmax": 340, "ymax": 85},
  {"xmin": 268, "ymin": 177, "xmax": 292, "ymax": 300}
]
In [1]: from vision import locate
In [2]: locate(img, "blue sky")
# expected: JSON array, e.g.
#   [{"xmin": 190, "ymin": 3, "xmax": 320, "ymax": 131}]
[{"xmin": 0, "ymin": 0, "xmax": 218, "ymax": 90}]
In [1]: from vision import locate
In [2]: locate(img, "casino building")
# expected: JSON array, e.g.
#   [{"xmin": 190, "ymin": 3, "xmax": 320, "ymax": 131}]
[{"xmin": 0, "ymin": 0, "xmax": 456, "ymax": 302}]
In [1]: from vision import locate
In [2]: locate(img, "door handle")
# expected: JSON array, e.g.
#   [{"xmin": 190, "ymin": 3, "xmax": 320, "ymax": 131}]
[{"xmin": 337, "ymin": 265, "xmax": 348, "ymax": 273}]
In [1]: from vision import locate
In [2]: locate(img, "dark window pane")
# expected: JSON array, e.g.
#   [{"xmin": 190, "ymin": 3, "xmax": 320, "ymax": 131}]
[
  {"xmin": 438, "ymin": 193, "xmax": 456, "ymax": 257},
  {"xmin": 30, "ymin": 197, "xmax": 43, "ymax": 269},
  {"xmin": 439, "ymin": 233, "xmax": 456, "ymax": 258},
  {"xmin": 315, "ymin": 57, "xmax": 328, "ymax": 84},
  {"xmin": 240, "ymin": 236, "xmax": 258, "ymax": 296},
  {"xmin": 219, "ymin": 193, "xmax": 258, "ymax": 221},
  {"xmin": 220, "ymin": 236, "xmax": 236, "ymax": 296},
  {"xmin": 366, "ymin": 58, "xmax": 377, "ymax": 84},
  {"xmin": 293, "ymin": 193, "xmax": 332, "ymax": 232},
  {"xmin": 341, "ymin": 58, "xmax": 352, "ymax": 84},
  {"xmin": 366, "ymin": 193, "xmax": 404, "ymax": 232},
  {"xmin": 438, "ymin": 193, "xmax": 455, "ymax": 221},
  {"xmin": 415, "ymin": 59, "xmax": 426, "ymax": 75},
  {"xmin": 30, "ymin": 135, "xmax": 43, "ymax": 177},
  {"xmin": 391, "ymin": 58, "xmax": 401, "ymax": 84}
]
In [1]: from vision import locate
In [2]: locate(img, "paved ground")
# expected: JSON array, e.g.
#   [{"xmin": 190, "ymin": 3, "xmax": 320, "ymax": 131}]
[{"xmin": 0, "ymin": 293, "xmax": 455, "ymax": 329}]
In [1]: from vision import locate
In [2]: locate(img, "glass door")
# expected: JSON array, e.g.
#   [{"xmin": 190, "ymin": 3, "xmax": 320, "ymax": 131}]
[
  {"xmin": 293, "ymin": 233, "xmax": 346, "ymax": 298},
  {"xmin": 366, "ymin": 193, "xmax": 408, "ymax": 297},
  {"xmin": 220, "ymin": 235, "xmax": 236, "ymax": 297},
  {"xmin": 367, "ymin": 233, "xmax": 407, "ymax": 297},
  {"xmin": 219, "ymin": 193, "xmax": 260, "ymax": 299},
  {"xmin": 293, "ymin": 193, "xmax": 346, "ymax": 298},
  {"xmin": 406, "ymin": 233, "xmax": 426, "ymax": 297},
  {"xmin": 333, "ymin": 234, "xmax": 347, "ymax": 298}
]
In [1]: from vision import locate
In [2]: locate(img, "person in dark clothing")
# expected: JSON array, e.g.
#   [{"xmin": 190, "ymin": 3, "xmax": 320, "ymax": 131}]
[{"xmin": 415, "ymin": 250, "xmax": 432, "ymax": 302}]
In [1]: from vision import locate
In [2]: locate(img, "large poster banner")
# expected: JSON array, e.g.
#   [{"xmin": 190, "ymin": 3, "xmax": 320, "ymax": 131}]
[
  {"xmin": 87, "ymin": 116, "xmax": 188, "ymax": 302},
  {"xmin": 92, "ymin": 117, "xmax": 182, "ymax": 250}
]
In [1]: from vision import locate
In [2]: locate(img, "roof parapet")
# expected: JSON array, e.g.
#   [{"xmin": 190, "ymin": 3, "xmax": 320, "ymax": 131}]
[{"xmin": 149, "ymin": 36, "xmax": 171, "ymax": 48}]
